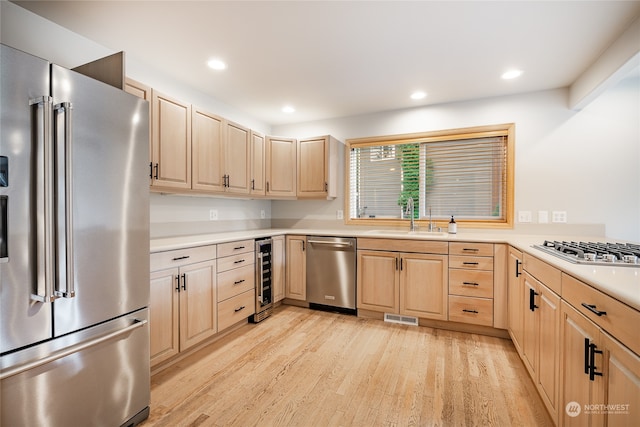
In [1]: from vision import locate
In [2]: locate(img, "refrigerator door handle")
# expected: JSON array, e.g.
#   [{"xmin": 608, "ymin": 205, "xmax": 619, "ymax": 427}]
[
  {"xmin": 54, "ymin": 102, "xmax": 75, "ymax": 298},
  {"xmin": 29, "ymin": 96, "xmax": 57, "ymax": 303},
  {"xmin": 0, "ymin": 318, "xmax": 148, "ymax": 380}
]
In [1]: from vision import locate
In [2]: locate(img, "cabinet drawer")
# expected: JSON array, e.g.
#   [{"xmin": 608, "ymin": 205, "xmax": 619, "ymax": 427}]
[
  {"xmin": 217, "ymin": 289, "xmax": 255, "ymax": 331},
  {"xmin": 151, "ymin": 245, "xmax": 216, "ymax": 272},
  {"xmin": 448, "ymin": 295, "xmax": 494, "ymax": 327},
  {"xmin": 217, "ymin": 239, "xmax": 254, "ymax": 258},
  {"xmin": 523, "ymin": 253, "xmax": 561, "ymax": 294},
  {"xmin": 449, "ymin": 269, "xmax": 493, "ymax": 298},
  {"xmin": 218, "ymin": 264, "xmax": 255, "ymax": 302},
  {"xmin": 562, "ymin": 273, "xmax": 640, "ymax": 356},
  {"xmin": 449, "ymin": 242, "xmax": 494, "ymax": 257},
  {"xmin": 357, "ymin": 238, "xmax": 448, "ymax": 254},
  {"xmin": 449, "ymin": 255, "xmax": 493, "ymax": 271},
  {"xmin": 217, "ymin": 252, "xmax": 255, "ymax": 273}
]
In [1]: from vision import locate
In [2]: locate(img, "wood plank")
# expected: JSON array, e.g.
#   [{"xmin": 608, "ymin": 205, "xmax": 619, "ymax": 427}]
[{"xmin": 140, "ymin": 305, "xmax": 553, "ymax": 427}]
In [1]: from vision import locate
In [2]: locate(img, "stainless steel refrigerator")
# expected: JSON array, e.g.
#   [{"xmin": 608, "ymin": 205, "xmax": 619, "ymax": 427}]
[{"xmin": 0, "ymin": 44, "xmax": 150, "ymax": 426}]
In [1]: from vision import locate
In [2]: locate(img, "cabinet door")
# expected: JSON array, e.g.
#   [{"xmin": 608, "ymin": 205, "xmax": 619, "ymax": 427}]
[
  {"xmin": 601, "ymin": 331, "xmax": 640, "ymax": 427},
  {"xmin": 297, "ymin": 136, "xmax": 327, "ymax": 198},
  {"xmin": 560, "ymin": 301, "xmax": 603, "ymax": 427},
  {"xmin": 272, "ymin": 236, "xmax": 285, "ymax": 302},
  {"xmin": 537, "ymin": 282, "xmax": 561, "ymax": 423},
  {"xmin": 285, "ymin": 236, "xmax": 306, "ymax": 300},
  {"xmin": 149, "ymin": 268, "xmax": 179, "ymax": 366},
  {"xmin": 400, "ymin": 253, "xmax": 448, "ymax": 320},
  {"xmin": 357, "ymin": 250, "xmax": 399, "ymax": 313},
  {"xmin": 151, "ymin": 90, "xmax": 191, "ymax": 190},
  {"xmin": 266, "ymin": 136, "xmax": 297, "ymax": 197},
  {"xmin": 192, "ymin": 108, "xmax": 224, "ymax": 192},
  {"xmin": 508, "ymin": 246, "xmax": 524, "ymax": 354},
  {"xmin": 225, "ymin": 121, "xmax": 250, "ymax": 194},
  {"xmin": 250, "ymin": 131, "xmax": 266, "ymax": 196},
  {"xmin": 179, "ymin": 260, "xmax": 217, "ymax": 351},
  {"xmin": 522, "ymin": 272, "xmax": 539, "ymax": 378}
]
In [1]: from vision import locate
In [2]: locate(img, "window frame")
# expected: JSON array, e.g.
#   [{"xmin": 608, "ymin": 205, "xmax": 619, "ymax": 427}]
[{"xmin": 344, "ymin": 123, "xmax": 515, "ymax": 229}]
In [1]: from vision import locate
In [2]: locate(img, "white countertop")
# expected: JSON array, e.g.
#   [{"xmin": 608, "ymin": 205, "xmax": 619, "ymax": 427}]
[{"xmin": 151, "ymin": 228, "xmax": 640, "ymax": 312}]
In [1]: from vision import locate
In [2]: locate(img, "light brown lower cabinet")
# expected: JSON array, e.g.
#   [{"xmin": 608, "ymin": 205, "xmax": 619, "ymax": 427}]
[
  {"xmin": 357, "ymin": 249, "xmax": 448, "ymax": 320},
  {"xmin": 285, "ymin": 235, "xmax": 306, "ymax": 301},
  {"xmin": 149, "ymin": 245, "xmax": 217, "ymax": 367},
  {"xmin": 272, "ymin": 235, "xmax": 286, "ymax": 303},
  {"xmin": 522, "ymin": 269, "xmax": 561, "ymax": 424},
  {"xmin": 559, "ymin": 291, "xmax": 640, "ymax": 426},
  {"xmin": 149, "ymin": 259, "xmax": 217, "ymax": 367}
]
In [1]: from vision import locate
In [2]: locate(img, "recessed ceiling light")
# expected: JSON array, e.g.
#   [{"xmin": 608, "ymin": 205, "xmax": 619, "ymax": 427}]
[
  {"xmin": 207, "ymin": 58, "xmax": 227, "ymax": 70},
  {"xmin": 501, "ymin": 69, "xmax": 523, "ymax": 80},
  {"xmin": 410, "ymin": 91, "xmax": 427, "ymax": 100},
  {"xmin": 282, "ymin": 105, "xmax": 295, "ymax": 113}
]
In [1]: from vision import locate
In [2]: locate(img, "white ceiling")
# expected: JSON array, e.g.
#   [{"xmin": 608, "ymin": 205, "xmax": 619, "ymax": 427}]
[{"xmin": 14, "ymin": 1, "xmax": 640, "ymax": 126}]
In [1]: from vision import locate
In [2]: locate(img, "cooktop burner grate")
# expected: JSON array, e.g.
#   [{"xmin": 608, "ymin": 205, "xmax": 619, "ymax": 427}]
[{"xmin": 533, "ymin": 240, "xmax": 640, "ymax": 267}]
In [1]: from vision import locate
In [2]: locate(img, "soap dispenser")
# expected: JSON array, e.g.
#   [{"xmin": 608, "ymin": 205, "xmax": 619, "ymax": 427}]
[{"xmin": 448, "ymin": 215, "xmax": 457, "ymax": 234}]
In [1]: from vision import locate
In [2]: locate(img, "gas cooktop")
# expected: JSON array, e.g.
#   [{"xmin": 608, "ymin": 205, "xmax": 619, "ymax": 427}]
[{"xmin": 533, "ymin": 240, "xmax": 640, "ymax": 267}]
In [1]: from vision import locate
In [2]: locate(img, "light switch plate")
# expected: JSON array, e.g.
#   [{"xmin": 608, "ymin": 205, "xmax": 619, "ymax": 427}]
[
  {"xmin": 552, "ymin": 211, "xmax": 567, "ymax": 223},
  {"xmin": 209, "ymin": 209, "xmax": 218, "ymax": 221},
  {"xmin": 336, "ymin": 210, "xmax": 344, "ymax": 220},
  {"xmin": 518, "ymin": 211, "xmax": 532, "ymax": 223},
  {"xmin": 538, "ymin": 211, "xmax": 549, "ymax": 223}
]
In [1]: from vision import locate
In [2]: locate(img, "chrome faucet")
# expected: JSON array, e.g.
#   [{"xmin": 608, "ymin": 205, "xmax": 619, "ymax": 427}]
[
  {"xmin": 405, "ymin": 198, "xmax": 417, "ymax": 232},
  {"xmin": 427, "ymin": 207, "xmax": 435, "ymax": 232}
]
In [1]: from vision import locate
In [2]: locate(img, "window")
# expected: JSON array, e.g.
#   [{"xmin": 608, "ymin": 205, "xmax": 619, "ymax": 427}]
[{"xmin": 347, "ymin": 124, "xmax": 514, "ymax": 228}]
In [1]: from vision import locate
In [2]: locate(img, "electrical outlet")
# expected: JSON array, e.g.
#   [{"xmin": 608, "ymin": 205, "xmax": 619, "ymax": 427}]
[
  {"xmin": 538, "ymin": 211, "xmax": 549, "ymax": 224},
  {"xmin": 336, "ymin": 210, "xmax": 344, "ymax": 220},
  {"xmin": 552, "ymin": 211, "xmax": 567, "ymax": 223},
  {"xmin": 260, "ymin": 210, "xmax": 266, "ymax": 219},
  {"xmin": 518, "ymin": 211, "xmax": 532, "ymax": 223},
  {"xmin": 209, "ymin": 209, "xmax": 218, "ymax": 221}
]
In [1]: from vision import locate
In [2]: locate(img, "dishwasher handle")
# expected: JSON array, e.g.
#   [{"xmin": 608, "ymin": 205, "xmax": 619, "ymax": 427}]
[{"xmin": 307, "ymin": 240, "xmax": 353, "ymax": 249}]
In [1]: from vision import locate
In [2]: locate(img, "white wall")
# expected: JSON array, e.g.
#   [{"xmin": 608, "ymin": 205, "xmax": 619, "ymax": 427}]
[{"xmin": 273, "ymin": 75, "xmax": 640, "ymax": 242}]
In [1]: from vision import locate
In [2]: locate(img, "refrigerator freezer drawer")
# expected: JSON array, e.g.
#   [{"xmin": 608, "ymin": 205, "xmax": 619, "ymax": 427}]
[{"xmin": 1, "ymin": 308, "xmax": 150, "ymax": 426}]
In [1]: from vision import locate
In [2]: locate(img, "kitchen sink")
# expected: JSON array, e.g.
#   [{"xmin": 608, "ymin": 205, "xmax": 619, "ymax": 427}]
[{"xmin": 366, "ymin": 230, "xmax": 449, "ymax": 237}]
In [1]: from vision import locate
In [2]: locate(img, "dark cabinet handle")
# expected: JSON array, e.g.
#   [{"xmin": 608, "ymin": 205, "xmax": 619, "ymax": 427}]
[
  {"xmin": 462, "ymin": 309, "xmax": 479, "ymax": 314},
  {"xmin": 153, "ymin": 163, "xmax": 159, "ymax": 180},
  {"xmin": 172, "ymin": 255, "xmax": 190, "ymax": 261},
  {"xmin": 462, "ymin": 262, "xmax": 479, "ymax": 265},
  {"xmin": 462, "ymin": 248, "xmax": 479, "ymax": 252},
  {"xmin": 234, "ymin": 246, "xmax": 245, "ymax": 250},
  {"xmin": 581, "ymin": 303, "xmax": 607, "ymax": 317},
  {"xmin": 234, "ymin": 306, "xmax": 245, "ymax": 313},
  {"xmin": 529, "ymin": 288, "xmax": 539, "ymax": 311},
  {"xmin": 149, "ymin": 162, "xmax": 153, "ymax": 179},
  {"xmin": 584, "ymin": 338, "xmax": 591, "ymax": 375},
  {"xmin": 181, "ymin": 273, "xmax": 186, "ymax": 291},
  {"xmin": 175, "ymin": 275, "xmax": 180, "ymax": 292},
  {"xmin": 251, "ymin": 179, "xmax": 255, "ymax": 190},
  {"xmin": 515, "ymin": 259, "xmax": 521, "ymax": 277},
  {"xmin": 462, "ymin": 282, "xmax": 479, "ymax": 286},
  {"xmin": 400, "ymin": 258, "xmax": 403, "ymax": 271},
  {"xmin": 589, "ymin": 343, "xmax": 603, "ymax": 381},
  {"xmin": 234, "ymin": 259, "xmax": 246, "ymax": 264},
  {"xmin": 234, "ymin": 279, "xmax": 245, "ymax": 285}
]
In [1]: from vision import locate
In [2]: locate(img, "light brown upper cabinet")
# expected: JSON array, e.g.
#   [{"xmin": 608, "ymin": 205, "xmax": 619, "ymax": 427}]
[
  {"xmin": 124, "ymin": 78, "xmax": 152, "ymax": 181},
  {"xmin": 266, "ymin": 136, "xmax": 297, "ymax": 198},
  {"xmin": 150, "ymin": 90, "xmax": 192, "ymax": 190},
  {"xmin": 250, "ymin": 131, "xmax": 266, "ymax": 196},
  {"xmin": 224, "ymin": 120, "xmax": 251, "ymax": 195},
  {"xmin": 297, "ymin": 135, "xmax": 338, "ymax": 199},
  {"xmin": 192, "ymin": 108, "xmax": 225, "ymax": 192}
]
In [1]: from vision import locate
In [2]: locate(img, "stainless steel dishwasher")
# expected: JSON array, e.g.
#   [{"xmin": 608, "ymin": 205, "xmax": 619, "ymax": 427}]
[{"xmin": 306, "ymin": 236, "xmax": 357, "ymax": 314}]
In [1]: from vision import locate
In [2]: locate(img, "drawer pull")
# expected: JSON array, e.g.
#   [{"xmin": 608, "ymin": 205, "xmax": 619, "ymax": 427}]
[
  {"xmin": 462, "ymin": 248, "xmax": 479, "ymax": 252},
  {"xmin": 234, "ymin": 305, "xmax": 246, "ymax": 313},
  {"xmin": 462, "ymin": 281, "xmax": 479, "ymax": 286},
  {"xmin": 234, "ymin": 279, "xmax": 245, "ymax": 285},
  {"xmin": 529, "ymin": 288, "xmax": 539, "ymax": 311},
  {"xmin": 462, "ymin": 262, "xmax": 479, "ymax": 265},
  {"xmin": 172, "ymin": 255, "xmax": 190, "ymax": 261},
  {"xmin": 462, "ymin": 309, "xmax": 479, "ymax": 314},
  {"xmin": 234, "ymin": 246, "xmax": 246, "ymax": 250},
  {"xmin": 581, "ymin": 303, "xmax": 607, "ymax": 317},
  {"xmin": 234, "ymin": 259, "xmax": 246, "ymax": 264}
]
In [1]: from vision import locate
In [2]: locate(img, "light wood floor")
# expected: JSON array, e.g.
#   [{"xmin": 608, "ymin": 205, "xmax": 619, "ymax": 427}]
[{"xmin": 142, "ymin": 305, "xmax": 553, "ymax": 427}]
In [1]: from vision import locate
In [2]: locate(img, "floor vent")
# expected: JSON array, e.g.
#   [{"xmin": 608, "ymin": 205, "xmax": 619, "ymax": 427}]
[{"xmin": 384, "ymin": 313, "xmax": 419, "ymax": 326}]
